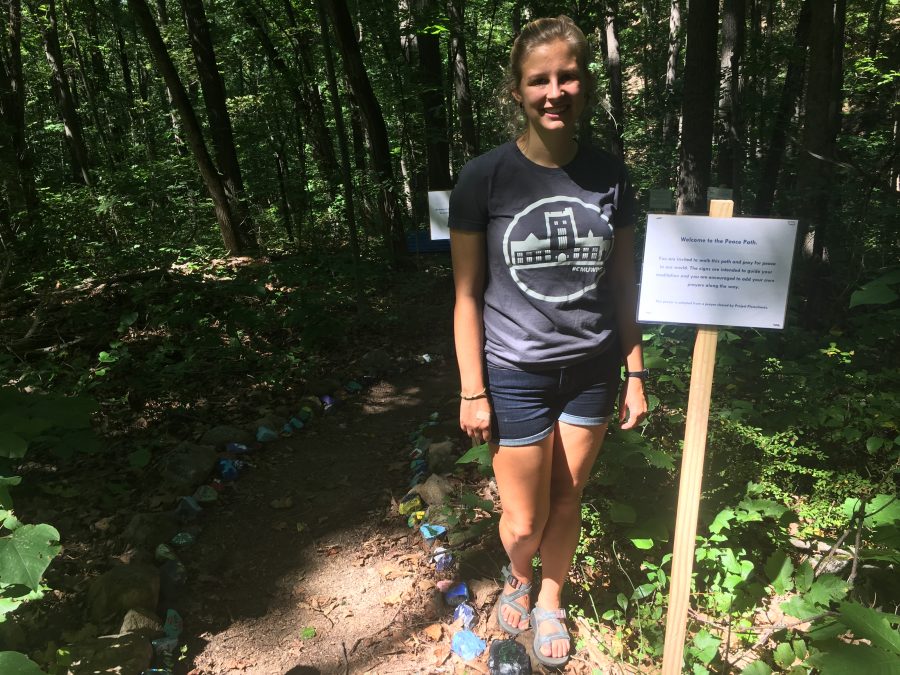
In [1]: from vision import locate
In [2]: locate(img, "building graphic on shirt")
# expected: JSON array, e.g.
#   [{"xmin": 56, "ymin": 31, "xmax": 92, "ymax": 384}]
[
  {"xmin": 503, "ymin": 195, "xmax": 615, "ymax": 303},
  {"xmin": 509, "ymin": 207, "xmax": 609, "ymax": 266}
]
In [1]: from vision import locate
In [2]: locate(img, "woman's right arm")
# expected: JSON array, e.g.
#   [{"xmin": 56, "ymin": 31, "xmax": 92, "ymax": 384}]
[{"xmin": 450, "ymin": 229, "xmax": 492, "ymax": 445}]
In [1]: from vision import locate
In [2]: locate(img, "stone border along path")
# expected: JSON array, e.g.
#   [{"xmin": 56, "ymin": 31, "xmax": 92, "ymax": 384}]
[
  {"xmin": 179, "ymin": 357, "xmax": 527, "ymax": 674},
  {"xmin": 79, "ymin": 355, "xmax": 589, "ymax": 673}
]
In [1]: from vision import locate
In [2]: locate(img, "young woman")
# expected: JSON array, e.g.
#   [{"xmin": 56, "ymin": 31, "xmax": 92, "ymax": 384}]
[{"xmin": 448, "ymin": 16, "xmax": 648, "ymax": 667}]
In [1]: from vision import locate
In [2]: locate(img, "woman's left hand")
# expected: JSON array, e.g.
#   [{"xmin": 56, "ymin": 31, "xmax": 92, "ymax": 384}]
[{"xmin": 618, "ymin": 377, "xmax": 648, "ymax": 430}]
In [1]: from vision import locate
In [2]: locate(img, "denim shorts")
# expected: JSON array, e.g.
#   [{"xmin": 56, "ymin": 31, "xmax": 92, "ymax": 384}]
[{"xmin": 486, "ymin": 349, "xmax": 622, "ymax": 447}]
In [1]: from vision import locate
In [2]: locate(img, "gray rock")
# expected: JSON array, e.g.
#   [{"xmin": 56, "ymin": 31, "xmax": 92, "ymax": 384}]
[
  {"xmin": 159, "ymin": 441, "xmax": 217, "ymax": 492},
  {"xmin": 426, "ymin": 440, "xmax": 458, "ymax": 475},
  {"xmin": 119, "ymin": 608, "xmax": 163, "ymax": 637},
  {"xmin": 87, "ymin": 563, "xmax": 160, "ymax": 624},
  {"xmin": 414, "ymin": 473, "xmax": 452, "ymax": 506},
  {"xmin": 199, "ymin": 425, "xmax": 253, "ymax": 447},
  {"xmin": 121, "ymin": 512, "xmax": 178, "ymax": 550},
  {"xmin": 68, "ymin": 632, "xmax": 153, "ymax": 675}
]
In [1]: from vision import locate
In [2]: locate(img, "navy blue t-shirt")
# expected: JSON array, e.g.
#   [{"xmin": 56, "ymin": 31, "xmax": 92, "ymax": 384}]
[{"xmin": 449, "ymin": 141, "xmax": 635, "ymax": 369}]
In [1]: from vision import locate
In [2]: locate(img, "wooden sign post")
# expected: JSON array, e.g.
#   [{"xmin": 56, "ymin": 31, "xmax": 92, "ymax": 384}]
[{"xmin": 661, "ymin": 199, "xmax": 733, "ymax": 675}]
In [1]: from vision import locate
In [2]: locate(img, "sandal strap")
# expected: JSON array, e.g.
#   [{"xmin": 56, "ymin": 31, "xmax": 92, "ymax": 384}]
[
  {"xmin": 532, "ymin": 606, "xmax": 570, "ymax": 643},
  {"xmin": 500, "ymin": 564, "xmax": 532, "ymax": 592}
]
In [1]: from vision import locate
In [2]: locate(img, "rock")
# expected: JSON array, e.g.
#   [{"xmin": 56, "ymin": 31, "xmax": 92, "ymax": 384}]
[
  {"xmin": 87, "ymin": 563, "xmax": 160, "ymax": 624},
  {"xmin": 426, "ymin": 440, "xmax": 458, "ymax": 475},
  {"xmin": 159, "ymin": 441, "xmax": 217, "ymax": 492},
  {"xmin": 414, "ymin": 473, "xmax": 452, "ymax": 506},
  {"xmin": 119, "ymin": 608, "xmax": 163, "ymax": 637},
  {"xmin": 199, "ymin": 425, "xmax": 253, "ymax": 447},
  {"xmin": 68, "ymin": 632, "xmax": 153, "ymax": 675},
  {"xmin": 121, "ymin": 512, "xmax": 179, "ymax": 550},
  {"xmin": 360, "ymin": 348, "xmax": 392, "ymax": 375}
]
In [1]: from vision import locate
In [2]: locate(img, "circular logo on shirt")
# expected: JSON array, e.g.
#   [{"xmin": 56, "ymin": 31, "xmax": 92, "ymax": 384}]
[{"xmin": 502, "ymin": 196, "xmax": 615, "ymax": 302}]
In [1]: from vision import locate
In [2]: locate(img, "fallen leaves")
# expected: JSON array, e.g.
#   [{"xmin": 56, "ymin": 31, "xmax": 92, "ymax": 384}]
[
  {"xmin": 269, "ymin": 496, "xmax": 293, "ymax": 509},
  {"xmin": 422, "ymin": 623, "xmax": 443, "ymax": 641}
]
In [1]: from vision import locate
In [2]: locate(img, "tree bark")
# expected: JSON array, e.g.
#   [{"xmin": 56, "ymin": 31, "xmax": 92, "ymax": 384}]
[
  {"xmin": 34, "ymin": 0, "xmax": 92, "ymax": 186},
  {"xmin": 410, "ymin": 0, "xmax": 450, "ymax": 192},
  {"xmin": 326, "ymin": 0, "xmax": 405, "ymax": 257},
  {"xmin": 128, "ymin": 0, "xmax": 252, "ymax": 254},
  {"xmin": 239, "ymin": 0, "xmax": 338, "ymax": 194},
  {"xmin": 754, "ymin": 0, "xmax": 810, "ymax": 215},
  {"xmin": 662, "ymin": 0, "xmax": 681, "ymax": 146},
  {"xmin": 317, "ymin": 0, "xmax": 363, "ymax": 304},
  {"xmin": 715, "ymin": 0, "xmax": 745, "ymax": 207},
  {"xmin": 676, "ymin": 0, "xmax": 718, "ymax": 214},
  {"xmin": 0, "ymin": 0, "xmax": 38, "ymax": 231},
  {"xmin": 447, "ymin": 0, "xmax": 477, "ymax": 160},
  {"xmin": 181, "ymin": 0, "xmax": 252, "ymax": 240},
  {"xmin": 603, "ymin": 0, "xmax": 624, "ymax": 158}
]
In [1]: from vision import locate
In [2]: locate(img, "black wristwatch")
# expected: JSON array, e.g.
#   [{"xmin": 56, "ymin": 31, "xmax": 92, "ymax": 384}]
[{"xmin": 625, "ymin": 369, "xmax": 649, "ymax": 380}]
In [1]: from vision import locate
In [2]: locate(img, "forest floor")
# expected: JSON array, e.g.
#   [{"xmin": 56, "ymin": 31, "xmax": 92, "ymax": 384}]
[
  {"xmin": 180, "ymin": 360, "xmax": 612, "ymax": 674},
  {"xmin": 4, "ymin": 256, "xmax": 624, "ymax": 674}
]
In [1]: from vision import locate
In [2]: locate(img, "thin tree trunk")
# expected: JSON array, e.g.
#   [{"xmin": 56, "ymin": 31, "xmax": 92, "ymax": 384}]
[
  {"xmin": 676, "ymin": 0, "xmax": 718, "ymax": 214},
  {"xmin": 715, "ymin": 0, "xmax": 745, "ymax": 207},
  {"xmin": 33, "ymin": 0, "xmax": 92, "ymax": 186},
  {"xmin": 317, "ymin": 0, "xmax": 363, "ymax": 305},
  {"xmin": 416, "ymin": 0, "xmax": 450, "ymax": 190},
  {"xmin": 603, "ymin": 0, "xmax": 624, "ymax": 158},
  {"xmin": 326, "ymin": 0, "xmax": 405, "ymax": 258},
  {"xmin": 128, "ymin": 0, "xmax": 250, "ymax": 254},
  {"xmin": 239, "ymin": 0, "xmax": 339, "ymax": 194},
  {"xmin": 662, "ymin": 0, "xmax": 681, "ymax": 147},
  {"xmin": 0, "ymin": 0, "xmax": 38, "ymax": 229},
  {"xmin": 447, "ymin": 0, "xmax": 477, "ymax": 160},
  {"xmin": 181, "ymin": 0, "xmax": 253, "ymax": 243},
  {"xmin": 754, "ymin": 0, "xmax": 810, "ymax": 215}
]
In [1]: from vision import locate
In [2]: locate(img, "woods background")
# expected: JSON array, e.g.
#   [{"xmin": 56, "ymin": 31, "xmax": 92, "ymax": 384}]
[{"xmin": 1, "ymin": 0, "xmax": 897, "ymax": 298}]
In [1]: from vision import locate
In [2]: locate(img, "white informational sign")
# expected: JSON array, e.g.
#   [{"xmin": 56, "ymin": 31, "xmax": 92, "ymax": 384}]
[
  {"xmin": 638, "ymin": 215, "xmax": 798, "ymax": 329},
  {"xmin": 428, "ymin": 190, "xmax": 451, "ymax": 240}
]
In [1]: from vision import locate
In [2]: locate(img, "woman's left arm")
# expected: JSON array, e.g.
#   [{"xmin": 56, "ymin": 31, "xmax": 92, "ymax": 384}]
[{"xmin": 608, "ymin": 225, "xmax": 648, "ymax": 430}]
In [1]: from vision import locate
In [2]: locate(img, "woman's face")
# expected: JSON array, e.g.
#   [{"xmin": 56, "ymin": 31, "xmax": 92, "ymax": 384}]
[{"xmin": 512, "ymin": 39, "xmax": 586, "ymax": 135}]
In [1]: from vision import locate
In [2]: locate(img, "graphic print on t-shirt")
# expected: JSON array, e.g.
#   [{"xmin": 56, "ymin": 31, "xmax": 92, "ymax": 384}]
[{"xmin": 502, "ymin": 196, "xmax": 615, "ymax": 302}]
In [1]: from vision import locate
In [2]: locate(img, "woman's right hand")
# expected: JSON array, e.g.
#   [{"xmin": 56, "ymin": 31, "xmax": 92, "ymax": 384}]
[{"xmin": 460, "ymin": 397, "xmax": 492, "ymax": 446}]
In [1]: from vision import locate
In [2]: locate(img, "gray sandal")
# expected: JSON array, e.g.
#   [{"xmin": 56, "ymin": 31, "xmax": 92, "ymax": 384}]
[
  {"xmin": 531, "ymin": 606, "xmax": 571, "ymax": 667},
  {"xmin": 497, "ymin": 564, "xmax": 532, "ymax": 635}
]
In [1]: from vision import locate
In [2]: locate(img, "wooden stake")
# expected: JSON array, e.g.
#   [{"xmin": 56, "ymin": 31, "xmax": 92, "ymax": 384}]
[{"xmin": 661, "ymin": 199, "xmax": 734, "ymax": 675}]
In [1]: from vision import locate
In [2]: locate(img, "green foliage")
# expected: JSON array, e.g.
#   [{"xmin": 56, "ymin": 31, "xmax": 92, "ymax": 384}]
[{"xmin": 0, "ymin": 652, "xmax": 47, "ymax": 674}]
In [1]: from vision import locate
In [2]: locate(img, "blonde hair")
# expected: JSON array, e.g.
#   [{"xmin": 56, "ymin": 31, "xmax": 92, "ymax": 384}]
[{"xmin": 502, "ymin": 15, "xmax": 596, "ymax": 133}]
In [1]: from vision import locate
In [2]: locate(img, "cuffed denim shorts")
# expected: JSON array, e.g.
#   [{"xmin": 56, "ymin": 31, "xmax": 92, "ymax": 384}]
[{"xmin": 486, "ymin": 349, "xmax": 621, "ymax": 447}]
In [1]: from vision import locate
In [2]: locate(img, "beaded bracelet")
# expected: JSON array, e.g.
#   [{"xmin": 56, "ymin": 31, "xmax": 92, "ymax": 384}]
[{"xmin": 460, "ymin": 388, "xmax": 488, "ymax": 401}]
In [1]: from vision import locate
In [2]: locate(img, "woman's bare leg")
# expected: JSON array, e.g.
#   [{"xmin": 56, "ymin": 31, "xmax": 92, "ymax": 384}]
[
  {"xmin": 534, "ymin": 421, "xmax": 608, "ymax": 659},
  {"xmin": 492, "ymin": 434, "xmax": 555, "ymax": 631}
]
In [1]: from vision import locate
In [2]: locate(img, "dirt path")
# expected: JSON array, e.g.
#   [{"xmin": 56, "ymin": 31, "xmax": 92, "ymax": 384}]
[
  {"xmin": 181, "ymin": 361, "xmax": 603, "ymax": 675},
  {"xmin": 183, "ymin": 362, "xmax": 462, "ymax": 674}
]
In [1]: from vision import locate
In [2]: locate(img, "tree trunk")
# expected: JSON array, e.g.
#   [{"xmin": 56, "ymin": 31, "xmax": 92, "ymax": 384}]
[
  {"xmin": 128, "ymin": 0, "xmax": 252, "ymax": 254},
  {"xmin": 0, "ymin": 0, "xmax": 38, "ymax": 231},
  {"xmin": 181, "ymin": 0, "xmax": 253, "ymax": 241},
  {"xmin": 754, "ymin": 0, "xmax": 810, "ymax": 215},
  {"xmin": 715, "ymin": 0, "xmax": 745, "ymax": 207},
  {"xmin": 317, "ymin": 0, "xmax": 363, "ymax": 304},
  {"xmin": 239, "ymin": 0, "xmax": 339, "ymax": 194},
  {"xmin": 415, "ymin": 0, "xmax": 450, "ymax": 191},
  {"xmin": 662, "ymin": 0, "xmax": 681, "ymax": 147},
  {"xmin": 447, "ymin": 0, "xmax": 477, "ymax": 160},
  {"xmin": 34, "ymin": 0, "xmax": 92, "ymax": 186},
  {"xmin": 326, "ymin": 0, "xmax": 405, "ymax": 258},
  {"xmin": 676, "ymin": 0, "xmax": 718, "ymax": 214},
  {"xmin": 603, "ymin": 0, "xmax": 624, "ymax": 158}
]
